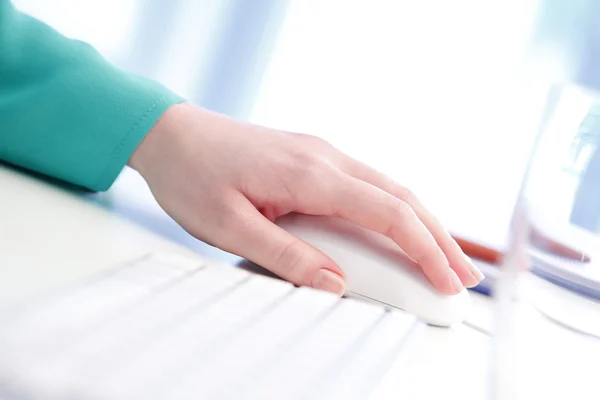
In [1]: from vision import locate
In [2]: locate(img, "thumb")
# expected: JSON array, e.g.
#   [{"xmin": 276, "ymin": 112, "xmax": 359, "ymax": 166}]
[{"xmin": 217, "ymin": 202, "xmax": 346, "ymax": 295}]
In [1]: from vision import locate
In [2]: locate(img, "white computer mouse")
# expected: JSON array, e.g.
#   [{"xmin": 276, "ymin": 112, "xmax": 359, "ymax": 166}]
[{"xmin": 276, "ymin": 213, "xmax": 471, "ymax": 326}]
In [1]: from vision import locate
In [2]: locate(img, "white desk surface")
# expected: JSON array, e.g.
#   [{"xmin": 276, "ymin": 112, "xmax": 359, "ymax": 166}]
[{"xmin": 1, "ymin": 164, "xmax": 599, "ymax": 400}]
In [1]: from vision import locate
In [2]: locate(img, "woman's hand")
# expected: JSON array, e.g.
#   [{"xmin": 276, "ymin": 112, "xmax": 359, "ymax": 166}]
[{"xmin": 129, "ymin": 103, "xmax": 484, "ymax": 295}]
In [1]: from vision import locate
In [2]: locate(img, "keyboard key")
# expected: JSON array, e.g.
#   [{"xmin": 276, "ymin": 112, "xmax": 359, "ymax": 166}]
[
  {"xmin": 0, "ymin": 252, "xmax": 415, "ymax": 400},
  {"xmin": 146, "ymin": 252, "xmax": 205, "ymax": 271},
  {"xmin": 303, "ymin": 310, "xmax": 416, "ymax": 400},
  {"xmin": 1, "ymin": 254, "xmax": 201, "ymax": 355},
  {"xmin": 2, "ymin": 263, "xmax": 250, "ymax": 400},
  {"xmin": 234, "ymin": 298, "xmax": 388, "ymax": 400},
  {"xmin": 1, "ymin": 280, "xmax": 147, "ymax": 354},
  {"xmin": 91, "ymin": 275, "xmax": 294, "ymax": 400},
  {"xmin": 167, "ymin": 287, "xmax": 341, "ymax": 400},
  {"xmin": 113, "ymin": 255, "xmax": 198, "ymax": 287},
  {"xmin": 74, "ymin": 265, "xmax": 249, "ymax": 360}
]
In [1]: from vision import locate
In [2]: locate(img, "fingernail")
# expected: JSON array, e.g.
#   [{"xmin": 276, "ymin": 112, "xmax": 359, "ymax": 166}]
[
  {"xmin": 312, "ymin": 269, "xmax": 346, "ymax": 295},
  {"xmin": 464, "ymin": 255, "xmax": 485, "ymax": 282},
  {"xmin": 449, "ymin": 271, "xmax": 464, "ymax": 294}
]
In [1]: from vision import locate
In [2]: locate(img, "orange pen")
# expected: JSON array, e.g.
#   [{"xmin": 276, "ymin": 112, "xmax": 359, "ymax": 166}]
[
  {"xmin": 451, "ymin": 229, "xmax": 590, "ymax": 266},
  {"xmin": 451, "ymin": 236, "xmax": 504, "ymax": 265}
]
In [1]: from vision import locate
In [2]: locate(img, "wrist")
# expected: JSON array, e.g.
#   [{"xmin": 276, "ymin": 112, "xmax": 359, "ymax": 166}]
[{"xmin": 128, "ymin": 102, "xmax": 188, "ymax": 179}]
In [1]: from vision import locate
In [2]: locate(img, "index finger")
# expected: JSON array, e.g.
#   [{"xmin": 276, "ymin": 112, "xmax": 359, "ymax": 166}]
[
  {"xmin": 340, "ymin": 160, "xmax": 484, "ymax": 287},
  {"xmin": 332, "ymin": 175, "xmax": 464, "ymax": 295}
]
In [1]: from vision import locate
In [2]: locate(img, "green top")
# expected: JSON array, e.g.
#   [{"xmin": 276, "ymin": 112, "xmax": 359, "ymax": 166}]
[{"xmin": 0, "ymin": 1, "xmax": 184, "ymax": 191}]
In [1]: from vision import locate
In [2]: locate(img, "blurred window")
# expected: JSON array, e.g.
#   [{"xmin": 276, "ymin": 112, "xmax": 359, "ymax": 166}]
[{"xmin": 250, "ymin": 0, "xmax": 544, "ymax": 242}]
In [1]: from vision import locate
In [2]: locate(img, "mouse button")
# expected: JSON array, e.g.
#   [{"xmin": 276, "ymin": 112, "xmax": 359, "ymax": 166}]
[
  {"xmin": 318, "ymin": 218, "xmax": 428, "ymax": 276},
  {"xmin": 345, "ymin": 257, "xmax": 415, "ymax": 299},
  {"xmin": 427, "ymin": 290, "xmax": 472, "ymax": 326}
]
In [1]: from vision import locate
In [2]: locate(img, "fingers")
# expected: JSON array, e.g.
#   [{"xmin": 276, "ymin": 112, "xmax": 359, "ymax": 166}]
[
  {"xmin": 340, "ymin": 159, "xmax": 484, "ymax": 288},
  {"xmin": 215, "ymin": 199, "xmax": 346, "ymax": 295},
  {"xmin": 332, "ymin": 175, "xmax": 464, "ymax": 295}
]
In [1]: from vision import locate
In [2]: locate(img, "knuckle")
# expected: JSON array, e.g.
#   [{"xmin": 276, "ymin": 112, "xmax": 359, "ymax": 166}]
[
  {"xmin": 296, "ymin": 132, "xmax": 330, "ymax": 147},
  {"xmin": 213, "ymin": 202, "xmax": 244, "ymax": 233},
  {"xmin": 395, "ymin": 185, "xmax": 417, "ymax": 203},
  {"xmin": 287, "ymin": 150, "xmax": 328, "ymax": 181},
  {"xmin": 292, "ymin": 150, "xmax": 319, "ymax": 168},
  {"xmin": 415, "ymin": 245, "xmax": 447, "ymax": 270},
  {"xmin": 388, "ymin": 197, "xmax": 415, "ymax": 218},
  {"xmin": 384, "ymin": 198, "xmax": 416, "ymax": 235},
  {"xmin": 274, "ymin": 239, "xmax": 307, "ymax": 279},
  {"xmin": 415, "ymin": 250, "xmax": 438, "ymax": 267},
  {"xmin": 260, "ymin": 148, "xmax": 334, "ymax": 204}
]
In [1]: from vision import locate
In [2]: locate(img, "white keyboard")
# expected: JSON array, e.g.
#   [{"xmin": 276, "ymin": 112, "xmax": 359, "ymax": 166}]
[{"xmin": 0, "ymin": 253, "xmax": 417, "ymax": 400}]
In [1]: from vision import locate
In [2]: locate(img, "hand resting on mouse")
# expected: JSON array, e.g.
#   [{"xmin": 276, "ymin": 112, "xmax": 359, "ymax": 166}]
[
  {"xmin": 129, "ymin": 103, "xmax": 485, "ymax": 295},
  {"xmin": 277, "ymin": 213, "xmax": 471, "ymax": 326}
]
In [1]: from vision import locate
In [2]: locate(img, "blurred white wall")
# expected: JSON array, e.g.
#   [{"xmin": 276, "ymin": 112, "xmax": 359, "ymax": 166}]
[
  {"xmin": 12, "ymin": 0, "xmax": 234, "ymax": 100},
  {"xmin": 12, "ymin": 0, "xmax": 142, "ymax": 62},
  {"xmin": 12, "ymin": 0, "xmax": 579, "ymax": 244}
]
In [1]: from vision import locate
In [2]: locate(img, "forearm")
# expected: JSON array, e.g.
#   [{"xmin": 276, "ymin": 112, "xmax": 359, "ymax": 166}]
[{"xmin": 0, "ymin": 0, "xmax": 183, "ymax": 191}]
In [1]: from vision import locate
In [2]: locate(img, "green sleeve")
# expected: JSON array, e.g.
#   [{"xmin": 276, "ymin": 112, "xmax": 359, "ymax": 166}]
[{"xmin": 0, "ymin": 1, "xmax": 184, "ymax": 191}]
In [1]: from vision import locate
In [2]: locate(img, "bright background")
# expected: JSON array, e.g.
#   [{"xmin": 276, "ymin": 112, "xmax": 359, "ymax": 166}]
[{"xmin": 13, "ymin": 0, "xmax": 597, "ymax": 245}]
